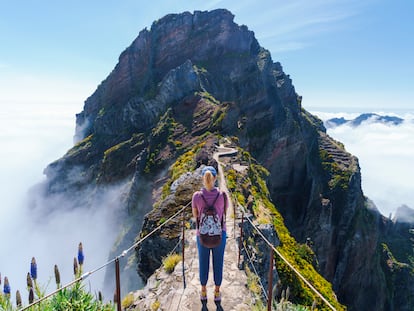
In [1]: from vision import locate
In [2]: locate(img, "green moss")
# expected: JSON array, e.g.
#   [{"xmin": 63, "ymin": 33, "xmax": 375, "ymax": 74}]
[
  {"xmin": 212, "ymin": 108, "xmax": 226, "ymax": 128},
  {"xmin": 162, "ymin": 254, "xmax": 182, "ymax": 273},
  {"xmin": 161, "ymin": 141, "xmax": 206, "ymax": 198},
  {"xmin": 226, "ymin": 150, "xmax": 345, "ymax": 310},
  {"xmin": 198, "ymin": 91, "xmax": 220, "ymax": 105},
  {"xmin": 319, "ymin": 148, "xmax": 352, "ymax": 191},
  {"xmin": 66, "ymin": 134, "xmax": 94, "ymax": 157},
  {"xmin": 98, "ymin": 107, "xmax": 105, "ymax": 117},
  {"xmin": 144, "ymin": 109, "xmax": 179, "ymax": 173},
  {"xmin": 226, "ymin": 168, "xmax": 237, "ymax": 191},
  {"xmin": 99, "ymin": 133, "xmax": 145, "ymax": 182}
]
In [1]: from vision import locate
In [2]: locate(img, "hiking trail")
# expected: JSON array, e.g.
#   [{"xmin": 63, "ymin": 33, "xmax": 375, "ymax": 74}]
[{"xmin": 130, "ymin": 145, "xmax": 252, "ymax": 310}]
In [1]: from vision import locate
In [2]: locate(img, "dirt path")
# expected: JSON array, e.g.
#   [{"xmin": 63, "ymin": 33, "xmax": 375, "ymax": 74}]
[{"xmin": 130, "ymin": 145, "xmax": 252, "ymax": 311}]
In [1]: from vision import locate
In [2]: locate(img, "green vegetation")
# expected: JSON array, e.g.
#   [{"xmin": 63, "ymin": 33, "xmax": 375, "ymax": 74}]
[
  {"xmin": 319, "ymin": 148, "xmax": 352, "ymax": 191},
  {"xmin": 245, "ymin": 266, "xmax": 267, "ymax": 311},
  {"xmin": 0, "ymin": 283, "xmax": 113, "ymax": 311},
  {"xmin": 144, "ymin": 109, "xmax": 178, "ymax": 173},
  {"xmin": 121, "ymin": 293, "xmax": 135, "ymax": 309},
  {"xmin": 382, "ymin": 243, "xmax": 410, "ymax": 271},
  {"xmin": 198, "ymin": 91, "xmax": 220, "ymax": 105},
  {"xmin": 0, "ymin": 245, "xmax": 113, "ymax": 311},
  {"xmin": 211, "ymin": 107, "xmax": 226, "ymax": 128},
  {"xmin": 226, "ymin": 147, "xmax": 345, "ymax": 310},
  {"xmin": 151, "ymin": 299, "xmax": 161, "ymax": 311},
  {"xmin": 161, "ymin": 141, "xmax": 205, "ymax": 198},
  {"xmin": 100, "ymin": 133, "xmax": 145, "ymax": 182},
  {"xmin": 66, "ymin": 134, "xmax": 94, "ymax": 157},
  {"xmin": 162, "ymin": 254, "xmax": 182, "ymax": 273}
]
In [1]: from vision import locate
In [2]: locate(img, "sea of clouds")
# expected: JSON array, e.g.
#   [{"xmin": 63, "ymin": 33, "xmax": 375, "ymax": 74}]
[
  {"xmin": 312, "ymin": 111, "xmax": 414, "ymax": 218},
  {"xmin": 0, "ymin": 102, "xmax": 121, "ymax": 302},
  {"xmin": 1, "ymin": 100, "xmax": 412, "ymax": 303}
]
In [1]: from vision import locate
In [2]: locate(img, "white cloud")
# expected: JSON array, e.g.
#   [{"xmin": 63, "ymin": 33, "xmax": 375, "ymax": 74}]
[
  {"xmin": 313, "ymin": 111, "xmax": 414, "ymax": 217},
  {"xmin": 0, "ymin": 71, "xmax": 94, "ymax": 105},
  {"xmin": 0, "ymin": 94, "xmax": 123, "ymax": 300}
]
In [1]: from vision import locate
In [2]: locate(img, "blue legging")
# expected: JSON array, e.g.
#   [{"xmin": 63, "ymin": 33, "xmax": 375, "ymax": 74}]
[{"xmin": 196, "ymin": 231, "xmax": 227, "ymax": 286}]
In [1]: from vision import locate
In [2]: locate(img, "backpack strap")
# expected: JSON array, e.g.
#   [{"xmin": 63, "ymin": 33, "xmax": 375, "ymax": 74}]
[
  {"xmin": 200, "ymin": 192, "xmax": 220, "ymax": 209},
  {"xmin": 197, "ymin": 192, "xmax": 220, "ymax": 229},
  {"xmin": 221, "ymin": 191, "xmax": 227, "ymax": 228}
]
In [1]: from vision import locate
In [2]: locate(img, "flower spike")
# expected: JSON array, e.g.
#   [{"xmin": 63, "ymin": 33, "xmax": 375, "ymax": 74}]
[
  {"xmin": 3, "ymin": 276, "xmax": 10, "ymax": 295},
  {"xmin": 16, "ymin": 290, "xmax": 22, "ymax": 307},
  {"xmin": 73, "ymin": 257, "xmax": 79, "ymax": 276},
  {"xmin": 78, "ymin": 242, "xmax": 84, "ymax": 266},
  {"xmin": 30, "ymin": 257, "xmax": 37, "ymax": 280},
  {"xmin": 54, "ymin": 264, "xmax": 61, "ymax": 288},
  {"xmin": 28, "ymin": 287, "xmax": 34, "ymax": 304},
  {"xmin": 26, "ymin": 272, "xmax": 33, "ymax": 289}
]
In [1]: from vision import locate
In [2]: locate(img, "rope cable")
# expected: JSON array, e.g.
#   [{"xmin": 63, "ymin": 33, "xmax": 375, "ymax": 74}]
[
  {"xmin": 242, "ymin": 210, "xmax": 337, "ymax": 311},
  {"xmin": 242, "ymin": 240, "xmax": 268, "ymax": 301},
  {"xmin": 21, "ymin": 202, "xmax": 190, "ymax": 310}
]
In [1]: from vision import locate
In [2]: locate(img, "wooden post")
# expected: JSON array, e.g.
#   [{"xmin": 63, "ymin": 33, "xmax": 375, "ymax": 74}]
[
  {"xmin": 115, "ymin": 258, "xmax": 121, "ymax": 311},
  {"xmin": 267, "ymin": 247, "xmax": 274, "ymax": 311}
]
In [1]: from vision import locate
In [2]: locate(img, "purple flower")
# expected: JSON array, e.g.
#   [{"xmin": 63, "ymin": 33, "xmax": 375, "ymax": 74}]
[
  {"xmin": 3, "ymin": 276, "xmax": 10, "ymax": 295},
  {"xmin": 78, "ymin": 242, "xmax": 84, "ymax": 266},
  {"xmin": 30, "ymin": 257, "xmax": 37, "ymax": 280}
]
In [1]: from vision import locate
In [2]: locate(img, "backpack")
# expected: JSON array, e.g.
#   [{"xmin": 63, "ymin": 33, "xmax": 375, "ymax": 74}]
[{"xmin": 197, "ymin": 192, "xmax": 224, "ymax": 248}]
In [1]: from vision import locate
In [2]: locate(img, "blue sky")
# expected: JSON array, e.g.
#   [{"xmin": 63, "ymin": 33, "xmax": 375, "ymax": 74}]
[
  {"xmin": 1, "ymin": 0, "xmax": 413, "ymax": 113},
  {"xmin": 1, "ymin": 0, "xmax": 413, "ymax": 294}
]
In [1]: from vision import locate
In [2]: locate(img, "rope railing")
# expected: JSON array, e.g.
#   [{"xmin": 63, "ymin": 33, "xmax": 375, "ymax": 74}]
[
  {"xmin": 217, "ymin": 148, "xmax": 337, "ymax": 311},
  {"xmin": 18, "ymin": 153, "xmax": 337, "ymax": 311},
  {"xmin": 239, "ymin": 205, "xmax": 337, "ymax": 311},
  {"xmin": 21, "ymin": 202, "xmax": 190, "ymax": 311},
  {"xmin": 241, "ymin": 239, "xmax": 268, "ymax": 301}
]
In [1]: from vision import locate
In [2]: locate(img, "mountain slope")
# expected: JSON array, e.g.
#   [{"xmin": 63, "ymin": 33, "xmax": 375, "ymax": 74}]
[{"xmin": 37, "ymin": 9, "xmax": 414, "ymax": 310}]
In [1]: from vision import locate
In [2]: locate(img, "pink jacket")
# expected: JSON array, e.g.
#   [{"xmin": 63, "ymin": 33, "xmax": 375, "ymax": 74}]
[{"xmin": 192, "ymin": 188, "xmax": 228, "ymax": 235}]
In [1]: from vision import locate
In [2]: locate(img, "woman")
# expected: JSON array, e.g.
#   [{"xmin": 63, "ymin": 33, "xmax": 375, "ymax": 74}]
[{"xmin": 192, "ymin": 165, "xmax": 228, "ymax": 303}]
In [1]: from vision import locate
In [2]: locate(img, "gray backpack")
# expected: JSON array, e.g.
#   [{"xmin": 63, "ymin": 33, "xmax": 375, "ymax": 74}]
[{"xmin": 197, "ymin": 192, "xmax": 223, "ymax": 248}]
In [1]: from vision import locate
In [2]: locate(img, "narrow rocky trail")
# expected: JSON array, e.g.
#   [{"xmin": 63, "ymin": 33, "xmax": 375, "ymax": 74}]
[{"xmin": 130, "ymin": 146, "xmax": 252, "ymax": 311}]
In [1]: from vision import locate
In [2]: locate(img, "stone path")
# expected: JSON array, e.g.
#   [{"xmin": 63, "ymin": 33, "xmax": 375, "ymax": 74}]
[{"xmin": 130, "ymin": 146, "xmax": 252, "ymax": 311}]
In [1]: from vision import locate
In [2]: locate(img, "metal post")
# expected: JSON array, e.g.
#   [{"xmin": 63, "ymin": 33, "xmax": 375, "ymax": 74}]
[
  {"xmin": 238, "ymin": 211, "xmax": 244, "ymax": 269},
  {"xmin": 182, "ymin": 209, "xmax": 186, "ymax": 289},
  {"xmin": 267, "ymin": 247, "xmax": 274, "ymax": 311},
  {"xmin": 182, "ymin": 209, "xmax": 185, "ymax": 265},
  {"xmin": 115, "ymin": 258, "xmax": 121, "ymax": 311}
]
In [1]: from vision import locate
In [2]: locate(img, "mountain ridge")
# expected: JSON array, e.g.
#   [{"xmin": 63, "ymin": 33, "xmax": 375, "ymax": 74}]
[
  {"xmin": 325, "ymin": 112, "xmax": 404, "ymax": 128},
  {"xmin": 35, "ymin": 9, "xmax": 414, "ymax": 310}
]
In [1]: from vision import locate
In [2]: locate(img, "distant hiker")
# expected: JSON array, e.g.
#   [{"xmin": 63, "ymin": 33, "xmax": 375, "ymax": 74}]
[{"xmin": 192, "ymin": 165, "xmax": 228, "ymax": 304}]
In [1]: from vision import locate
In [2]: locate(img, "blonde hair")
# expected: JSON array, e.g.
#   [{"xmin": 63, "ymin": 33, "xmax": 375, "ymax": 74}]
[{"xmin": 203, "ymin": 170, "xmax": 216, "ymax": 191}]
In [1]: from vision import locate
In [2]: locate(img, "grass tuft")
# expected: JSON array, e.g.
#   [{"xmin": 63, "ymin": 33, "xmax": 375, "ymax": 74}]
[{"xmin": 162, "ymin": 254, "xmax": 182, "ymax": 273}]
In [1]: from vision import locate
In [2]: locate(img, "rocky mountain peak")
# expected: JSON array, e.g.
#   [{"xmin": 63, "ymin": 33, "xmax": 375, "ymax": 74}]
[
  {"xmin": 37, "ymin": 9, "xmax": 414, "ymax": 311},
  {"xmin": 75, "ymin": 9, "xmax": 261, "ymax": 143}
]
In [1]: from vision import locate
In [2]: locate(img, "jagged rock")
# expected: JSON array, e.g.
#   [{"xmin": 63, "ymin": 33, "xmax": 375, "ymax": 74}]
[
  {"xmin": 393, "ymin": 204, "xmax": 414, "ymax": 224},
  {"xmin": 34, "ymin": 8, "xmax": 414, "ymax": 310},
  {"xmin": 240, "ymin": 214, "xmax": 280, "ymax": 300}
]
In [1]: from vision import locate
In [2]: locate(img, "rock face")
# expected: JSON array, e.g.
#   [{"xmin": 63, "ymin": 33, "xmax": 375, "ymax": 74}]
[{"xmin": 38, "ymin": 9, "xmax": 414, "ymax": 310}]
